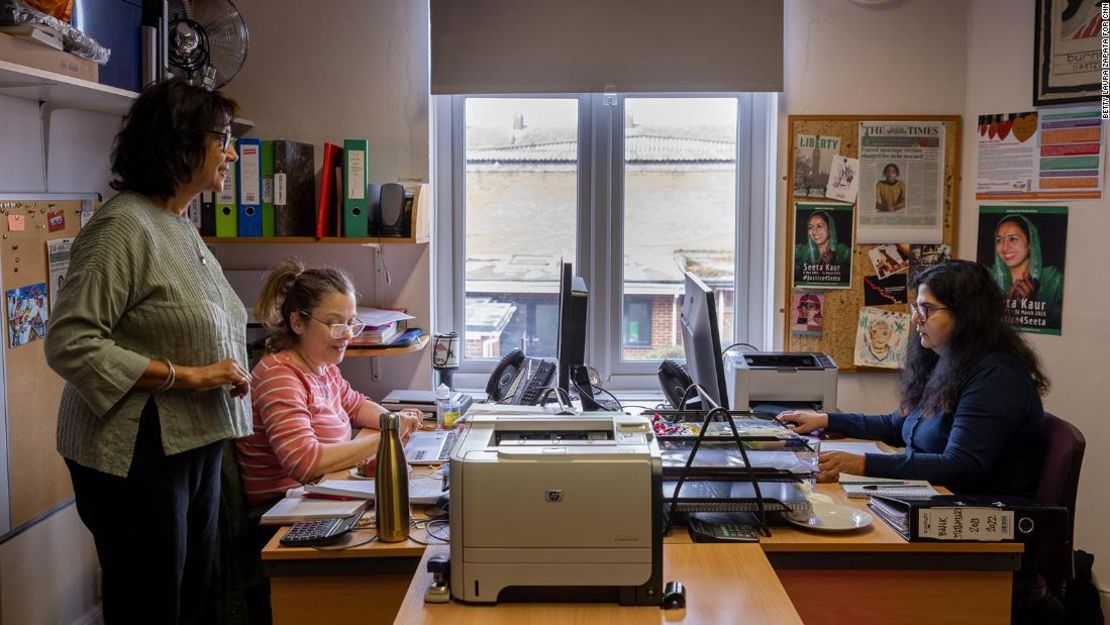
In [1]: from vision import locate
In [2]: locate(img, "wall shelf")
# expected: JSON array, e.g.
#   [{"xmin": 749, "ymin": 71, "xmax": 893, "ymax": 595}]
[
  {"xmin": 346, "ymin": 334, "xmax": 428, "ymax": 358},
  {"xmin": 0, "ymin": 58, "xmax": 135, "ymax": 115},
  {"xmin": 0, "ymin": 59, "xmax": 254, "ymax": 134},
  {"xmin": 203, "ymin": 235, "xmax": 427, "ymax": 245}
]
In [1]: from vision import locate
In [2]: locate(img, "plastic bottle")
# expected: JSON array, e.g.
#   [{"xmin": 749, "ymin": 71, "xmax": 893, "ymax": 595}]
[
  {"xmin": 374, "ymin": 412, "xmax": 410, "ymax": 542},
  {"xmin": 437, "ymin": 382, "xmax": 461, "ymax": 429}
]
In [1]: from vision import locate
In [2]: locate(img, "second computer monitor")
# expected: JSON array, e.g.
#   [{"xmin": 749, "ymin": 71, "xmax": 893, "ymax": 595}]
[
  {"xmin": 680, "ymin": 271, "xmax": 729, "ymax": 409},
  {"xmin": 556, "ymin": 261, "xmax": 588, "ymax": 393}
]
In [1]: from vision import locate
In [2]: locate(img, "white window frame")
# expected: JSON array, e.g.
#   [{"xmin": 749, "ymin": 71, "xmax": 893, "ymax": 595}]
[{"xmin": 432, "ymin": 92, "xmax": 777, "ymax": 393}]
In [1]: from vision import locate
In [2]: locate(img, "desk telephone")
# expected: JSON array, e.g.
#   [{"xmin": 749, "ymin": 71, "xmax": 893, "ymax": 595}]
[{"xmin": 485, "ymin": 349, "xmax": 557, "ymax": 405}]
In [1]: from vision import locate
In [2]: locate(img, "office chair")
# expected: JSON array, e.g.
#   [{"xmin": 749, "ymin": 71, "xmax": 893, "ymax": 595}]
[{"xmin": 1033, "ymin": 412, "xmax": 1086, "ymax": 591}]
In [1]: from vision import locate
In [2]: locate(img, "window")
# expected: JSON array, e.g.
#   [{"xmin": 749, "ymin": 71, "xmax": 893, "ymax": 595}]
[{"xmin": 434, "ymin": 93, "xmax": 776, "ymax": 392}]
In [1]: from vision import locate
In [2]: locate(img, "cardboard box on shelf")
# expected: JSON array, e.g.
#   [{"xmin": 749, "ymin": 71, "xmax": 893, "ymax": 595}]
[{"xmin": 0, "ymin": 32, "xmax": 99, "ymax": 83}]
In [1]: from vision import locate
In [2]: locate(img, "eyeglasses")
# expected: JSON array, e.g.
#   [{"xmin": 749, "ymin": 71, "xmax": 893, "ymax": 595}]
[
  {"xmin": 300, "ymin": 311, "xmax": 366, "ymax": 339},
  {"xmin": 909, "ymin": 303, "xmax": 951, "ymax": 321},
  {"xmin": 206, "ymin": 129, "xmax": 233, "ymax": 151}
]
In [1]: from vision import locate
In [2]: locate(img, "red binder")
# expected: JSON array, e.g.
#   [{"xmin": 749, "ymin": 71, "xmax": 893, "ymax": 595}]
[{"xmin": 316, "ymin": 142, "xmax": 343, "ymax": 238}]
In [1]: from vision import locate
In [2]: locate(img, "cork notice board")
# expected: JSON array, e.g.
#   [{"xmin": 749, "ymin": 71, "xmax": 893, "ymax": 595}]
[
  {"xmin": 784, "ymin": 116, "xmax": 961, "ymax": 373},
  {"xmin": 0, "ymin": 195, "xmax": 90, "ymax": 535}
]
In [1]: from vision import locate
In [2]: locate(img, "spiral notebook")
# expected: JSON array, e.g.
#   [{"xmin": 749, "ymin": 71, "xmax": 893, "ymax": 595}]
[{"xmin": 841, "ymin": 477, "xmax": 937, "ymax": 499}]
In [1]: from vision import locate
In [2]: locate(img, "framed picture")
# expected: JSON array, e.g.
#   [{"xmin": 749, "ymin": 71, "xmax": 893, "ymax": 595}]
[{"xmin": 1034, "ymin": 0, "xmax": 1105, "ymax": 106}]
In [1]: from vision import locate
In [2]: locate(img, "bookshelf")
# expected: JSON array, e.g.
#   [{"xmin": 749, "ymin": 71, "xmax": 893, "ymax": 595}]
[{"xmin": 204, "ymin": 181, "xmax": 431, "ymax": 245}]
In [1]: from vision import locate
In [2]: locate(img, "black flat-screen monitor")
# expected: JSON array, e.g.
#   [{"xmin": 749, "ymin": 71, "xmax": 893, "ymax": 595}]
[
  {"xmin": 680, "ymin": 271, "xmax": 728, "ymax": 409},
  {"xmin": 556, "ymin": 261, "xmax": 589, "ymax": 395}
]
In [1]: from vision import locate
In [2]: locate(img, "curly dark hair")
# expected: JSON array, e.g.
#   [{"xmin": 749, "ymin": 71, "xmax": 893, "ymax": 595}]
[
  {"xmin": 898, "ymin": 260, "xmax": 1049, "ymax": 416},
  {"xmin": 110, "ymin": 78, "xmax": 238, "ymax": 200}
]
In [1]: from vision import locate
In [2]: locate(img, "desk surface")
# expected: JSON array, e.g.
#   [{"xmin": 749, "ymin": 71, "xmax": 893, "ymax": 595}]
[
  {"xmin": 395, "ymin": 544, "xmax": 804, "ymax": 625},
  {"xmin": 262, "ymin": 483, "xmax": 1022, "ymax": 561}
]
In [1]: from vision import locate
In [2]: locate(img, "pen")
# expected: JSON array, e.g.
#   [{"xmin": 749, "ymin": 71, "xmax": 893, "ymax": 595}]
[
  {"xmin": 844, "ymin": 480, "xmax": 910, "ymax": 486},
  {"xmin": 862, "ymin": 483, "xmax": 929, "ymax": 490}
]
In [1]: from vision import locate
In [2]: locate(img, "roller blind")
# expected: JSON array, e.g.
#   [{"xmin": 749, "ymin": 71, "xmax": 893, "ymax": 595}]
[{"xmin": 430, "ymin": 0, "xmax": 783, "ymax": 94}]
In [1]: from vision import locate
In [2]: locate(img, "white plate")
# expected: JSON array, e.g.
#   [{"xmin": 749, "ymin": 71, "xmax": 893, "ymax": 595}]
[{"xmin": 784, "ymin": 501, "xmax": 873, "ymax": 532}]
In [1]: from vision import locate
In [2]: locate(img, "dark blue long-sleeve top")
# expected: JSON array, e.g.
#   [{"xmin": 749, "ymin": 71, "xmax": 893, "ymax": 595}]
[{"xmin": 826, "ymin": 352, "xmax": 1045, "ymax": 496}]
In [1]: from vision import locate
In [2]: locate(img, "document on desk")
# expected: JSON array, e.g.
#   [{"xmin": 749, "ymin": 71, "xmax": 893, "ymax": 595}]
[{"xmin": 822, "ymin": 441, "xmax": 889, "ymax": 455}]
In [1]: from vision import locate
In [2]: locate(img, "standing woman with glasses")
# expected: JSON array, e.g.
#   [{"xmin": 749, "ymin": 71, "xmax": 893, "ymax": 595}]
[
  {"xmin": 236, "ymin": 259, "xmax": 423, "ymax": 506},
  {"xmin": 777, "ymin": 261, "xmax": 1048, "ymax": 496},
  {"xmin": 45, "ymin": 78, "xmax": 253, "ymax": 623}
]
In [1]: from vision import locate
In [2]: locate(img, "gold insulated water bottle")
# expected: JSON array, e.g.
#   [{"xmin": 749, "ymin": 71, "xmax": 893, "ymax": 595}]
[{"xmin": 375, "ymin": 412, "xmax": 411, "ymax": 542}]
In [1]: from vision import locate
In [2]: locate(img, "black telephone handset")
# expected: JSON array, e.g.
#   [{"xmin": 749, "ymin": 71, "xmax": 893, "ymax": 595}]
[
  {"xmin": 485, "ymin": 349, "xmax": 526, "ymax": 402},
  {"xmin": 658, "ymin": 359, "xmax": 697, "ymax": 409}
]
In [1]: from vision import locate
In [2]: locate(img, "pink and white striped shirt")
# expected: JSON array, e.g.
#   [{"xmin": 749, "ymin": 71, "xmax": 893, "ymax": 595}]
[{"xmin": 236, "ymin": 351, "xmax": 369, "ymax": 505}]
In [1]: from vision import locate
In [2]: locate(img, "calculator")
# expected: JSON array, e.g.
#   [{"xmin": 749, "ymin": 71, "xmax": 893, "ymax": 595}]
[
  {"xmin": 686, "ymin": 512, "xmax": 761, "ymax": 543},
  {"xmin": 279, "ymin": 514, "xmax": 363, "ymax": 547}
]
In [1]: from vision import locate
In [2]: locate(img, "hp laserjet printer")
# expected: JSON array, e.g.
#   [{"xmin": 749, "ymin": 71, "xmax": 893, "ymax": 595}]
[
  {"xmin": 448, "ymin": 413, "xmax": 662, "ymax": 605},
  {"xmin": 725, "ymin": 351, "xmax": 838, "ymax": 412}
]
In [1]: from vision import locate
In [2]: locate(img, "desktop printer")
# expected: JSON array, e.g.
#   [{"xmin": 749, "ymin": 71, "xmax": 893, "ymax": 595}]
[
  {"xmin": 725, "ymin": 351, "xmax": 838, "ymax": 412},
  {"xmin": 448, "ymin": 413, "xmax": 663, "ymax": 605}
]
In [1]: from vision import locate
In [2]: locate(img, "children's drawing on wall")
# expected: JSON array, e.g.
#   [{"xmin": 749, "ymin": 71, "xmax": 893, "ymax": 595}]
[
  {"xmin": 6, "ymin": 282, "xmax": 49, "ymax": 348},
  {"xmin": 867, "ymin": 244, "xmax": 910, "ymax": 280},
  {"xmin": 790, "ymin": 291, "xmax": 825, "ymax": 336},
  {"xmin": 793, "ymin": 134, "xmax": 841, "ymax": 197},
  {"xmin": 976, "ymin": 206, "xmax": 1067, "ymax": 335},
  {"xmin": 825, "ymin": 155, "xmax": 859, "ymax": 203},
  {"xmin": 854, "ymin": 307, "xmax": 909, "ymax": 369},
  {"xmin": 793, "ymin": 202, "xmax": 854, "ymax": 289},
  {"xmin": 907, "ymin": 244, "xmax": 951, "ymax": 284}
]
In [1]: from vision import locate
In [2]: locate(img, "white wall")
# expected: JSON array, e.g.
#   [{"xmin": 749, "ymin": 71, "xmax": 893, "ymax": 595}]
[
  {"xmin": 0, "ymin": 95, "xmax": 115, "ymax": 625},
  {"xmin": 777, "ymin": 0, "xmax": 968, "ymax": 414},
  {"xmin": 217, "ymin": 0, "xmax": 434, "ymax": 399},
  {"xmin": 965, "ymin": 0, "xmax": 1110, "ymax": 603}
]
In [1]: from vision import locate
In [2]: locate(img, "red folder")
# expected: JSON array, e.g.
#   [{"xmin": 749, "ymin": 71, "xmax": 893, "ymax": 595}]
[{"xmin": 316, "ymin": 142, "xmax": 343, "ymax": 238}]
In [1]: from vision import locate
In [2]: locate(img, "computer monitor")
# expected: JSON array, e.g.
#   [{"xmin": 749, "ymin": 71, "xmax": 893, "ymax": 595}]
[
  {"xmin": 680, "ymin": 271, "xmax": 729, "ymax": 409},
  {"xmin": 555, "ymin": 261, "xmax": 588, "ymax": 394}
]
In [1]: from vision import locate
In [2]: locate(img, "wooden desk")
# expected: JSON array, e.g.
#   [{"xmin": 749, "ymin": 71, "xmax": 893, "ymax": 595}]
[
  {"xmin": 747, "ymin": 485, "xmax": 1021, "ymax": 625},
  {"xmin": 394, "ymin": 544, "xmax": 803, "ymax": 624},
  {"xmin": 262, "ymin": 486, "xmax": 1021, "ymax": 625}
]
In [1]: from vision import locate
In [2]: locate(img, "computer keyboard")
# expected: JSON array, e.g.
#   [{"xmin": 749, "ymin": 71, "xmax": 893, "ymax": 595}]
[{"xmin": 516, "ymin": 360, "xmax": 556, "ymax": 405}]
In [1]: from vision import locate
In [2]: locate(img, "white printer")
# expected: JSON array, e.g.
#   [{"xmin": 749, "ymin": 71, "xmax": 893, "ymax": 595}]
[
  {"xmin": 448, "ymin": 413, "xmax": 663, "ymax": 605},
  {"xmin": 725, "ymin": 351, "xmax": 838, "ymax": 412}
]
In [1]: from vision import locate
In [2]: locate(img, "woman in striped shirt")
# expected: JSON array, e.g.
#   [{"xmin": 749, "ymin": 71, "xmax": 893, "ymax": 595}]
[{"xmin": 236, "ymin": 259, "xmax": 422, "ymax": 506}]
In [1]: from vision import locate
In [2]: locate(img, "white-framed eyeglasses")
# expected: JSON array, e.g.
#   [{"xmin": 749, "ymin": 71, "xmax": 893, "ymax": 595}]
[{"xmin": 299, "ymin": 311, "xmax": 366, "ymax": 338}]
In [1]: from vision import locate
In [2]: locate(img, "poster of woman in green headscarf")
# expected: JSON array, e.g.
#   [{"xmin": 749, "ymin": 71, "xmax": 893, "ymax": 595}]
[
  {"xmin": 793, "ymin": 203, "xmax": 854, "ymax": 289},
  {"xmin": 977, "ymin": 206, "xmax": 1067, "ymax": 335}
]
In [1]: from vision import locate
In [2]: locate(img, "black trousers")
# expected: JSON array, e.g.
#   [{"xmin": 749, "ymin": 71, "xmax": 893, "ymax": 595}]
[{"xmin": 67, "ymin": 399, "xmax": 223, "ymax": 625}]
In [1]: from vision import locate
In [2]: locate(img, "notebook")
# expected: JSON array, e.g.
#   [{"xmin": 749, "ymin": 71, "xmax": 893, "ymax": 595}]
[
  {"xmin": 260, "ymin": 497, "xmax": 367, "ymax": 525},
  {"xmin": 841, "ymin": 478, "xmax": 938, "ymax": 499},
  {"xmin": 405, "ymin": 430, "xmax": 458, "ymax": 465}
]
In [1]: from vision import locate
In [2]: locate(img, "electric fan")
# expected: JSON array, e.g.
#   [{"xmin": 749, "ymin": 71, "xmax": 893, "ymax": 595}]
[{"xmin": 166, "ymin": 0, "xmax": 248, "ymax": 89}]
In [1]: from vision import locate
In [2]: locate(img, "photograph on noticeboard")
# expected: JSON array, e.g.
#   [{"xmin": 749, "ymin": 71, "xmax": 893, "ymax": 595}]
[{"xmin": 6, "ymin": 282, "xmax": 49, "ymax": 348}]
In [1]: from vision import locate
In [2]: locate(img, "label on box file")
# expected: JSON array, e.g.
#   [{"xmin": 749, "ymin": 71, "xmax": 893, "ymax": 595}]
[
  {"xmin": 347, "ymin": 150, "xmax": 366, "ymax": 199},
  {"xmin": 274, "ymin": 173, "xmax": 287, "ymax": 205},
  {"xmin": 918, "ymin": 507, "xmax": 1014, "ymax": 541}
]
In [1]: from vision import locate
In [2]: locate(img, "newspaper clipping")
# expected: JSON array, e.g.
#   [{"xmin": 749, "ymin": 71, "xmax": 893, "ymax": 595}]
[{"xmin": 857, "ymin": 121, "xmax": 946, "ymax": 244}]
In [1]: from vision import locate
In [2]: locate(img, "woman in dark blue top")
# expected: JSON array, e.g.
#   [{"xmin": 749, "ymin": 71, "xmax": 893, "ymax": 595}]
[{"xmin": 778, "ymin": 261, "xmax": 1048, "ymax": 495}]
